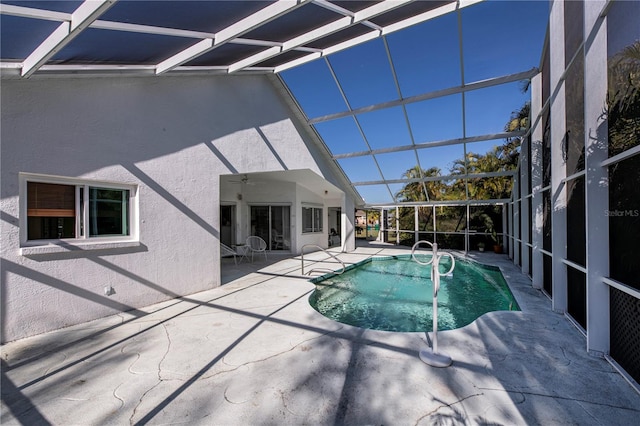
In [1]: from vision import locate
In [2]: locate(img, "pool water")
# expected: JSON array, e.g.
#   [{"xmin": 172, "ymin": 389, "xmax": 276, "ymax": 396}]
[{"xmin": 309, "ymin": 255, "xmax": 519, "ymax": 332}]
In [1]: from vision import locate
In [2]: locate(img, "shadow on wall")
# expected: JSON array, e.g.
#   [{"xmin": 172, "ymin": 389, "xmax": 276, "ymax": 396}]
[
  {"xmin": 122, "ymin": 162, "xmax": 220, "ymax": 239},
  {"xmin": 0, "ymin": 156, "xmax": 226, "ymax": 341},
  {"xmin": 0, "ymin": 75, "xmax": 297, "ymax": 199},
  {"xmin": 0, "ymin": 74, "xmax": 348, "ymax": 342},
  {"xmin": 1, "ymin": 258, "xmax": 148, "ymax": 324}
]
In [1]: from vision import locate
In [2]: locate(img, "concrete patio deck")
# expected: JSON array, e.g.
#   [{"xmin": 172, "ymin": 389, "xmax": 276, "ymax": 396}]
[{"xmin": 2, "ymin": 244, "xmax": 639, "ymax": 425}]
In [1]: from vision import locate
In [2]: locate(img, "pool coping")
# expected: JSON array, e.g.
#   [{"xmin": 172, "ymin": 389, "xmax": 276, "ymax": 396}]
[{"xmin": 307, "ymin": 252, "xmax": 522, "ymax": 333}]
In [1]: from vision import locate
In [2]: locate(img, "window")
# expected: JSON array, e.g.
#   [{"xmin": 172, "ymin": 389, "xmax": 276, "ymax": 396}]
[
  {"xmin": 27, "ymin": 182, "xmax": 76, "ymax": 240},
  {"xmin": 21, "ymin": 174, "xmax": 136, "ymax": 249},
  {"xmin": 86, "ymin": 187, "xmax": 130, "ymax": 237},
  {"xmin": 302, "ymin": 205, "xmax": 323, "ymax": 233}
]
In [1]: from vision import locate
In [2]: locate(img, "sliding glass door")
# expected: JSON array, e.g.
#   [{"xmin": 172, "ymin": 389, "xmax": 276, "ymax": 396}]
[{"xmin": 250, "ymin": 205, "xmax": 290, "ymax": 251}]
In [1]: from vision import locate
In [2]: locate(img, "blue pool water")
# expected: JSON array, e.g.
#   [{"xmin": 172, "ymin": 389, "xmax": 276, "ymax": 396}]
[{"xmin": 309, "ymin": 255, "xmax": 519, "ymax": 332}]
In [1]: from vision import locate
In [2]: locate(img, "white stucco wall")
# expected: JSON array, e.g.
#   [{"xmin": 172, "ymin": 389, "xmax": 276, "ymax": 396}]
[
  {"xmin": 0, "ymin": 74, "xmax": 351, "ymax": 342},
  {"xmin": 296, "ymin": 185, "xmax": 329, "ymax": 252}
]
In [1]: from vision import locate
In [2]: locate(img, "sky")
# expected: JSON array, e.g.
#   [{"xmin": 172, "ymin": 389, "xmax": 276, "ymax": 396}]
[{"xmin": 280, "ymin": 0, "xmax": 550, "ymax": 205}]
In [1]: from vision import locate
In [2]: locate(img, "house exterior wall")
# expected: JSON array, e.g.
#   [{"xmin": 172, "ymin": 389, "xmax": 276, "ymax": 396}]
[
  {"xmin": 295, "ymin": 185, "xmax": 328, "ymax": 252},
  {"xmin": 0, "ymin": 74, "xmax": 351, "ymax": 342}
]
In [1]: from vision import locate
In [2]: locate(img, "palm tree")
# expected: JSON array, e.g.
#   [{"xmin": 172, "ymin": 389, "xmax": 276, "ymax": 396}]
[
  {"xmin": 395, "ymin": 165, "xmax": 445, "ymax": 202},
  {"xmin": 608, "ymin": 40, "xmax": 640, "ymax": 156},
  {"xmin": 395, "ymin": 82, "xmax": 531, "ymax": 203},
  {"xmin": 501, "ymin": 101, "xmax": 530, "ymax": 169},
  {"xmin": 448, "ymin": 147, "xmax": 513, "ymax": 200},
  {"xmin": 505, "ymin": 101, "xmax": 531, "ymax": 133},
  {"xmin": 394, "ymin": 166, "xmax": 443, "ymax": 233}
]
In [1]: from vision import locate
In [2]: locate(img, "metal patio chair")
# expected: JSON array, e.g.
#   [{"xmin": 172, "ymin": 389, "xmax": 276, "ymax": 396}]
[
  {"xmin": 246, "ymin": 236, "xmax": 268, "ymax": 262},
  {"xmin": 220, "ymin": 242, "xmax": 239, "ymax": 265}
]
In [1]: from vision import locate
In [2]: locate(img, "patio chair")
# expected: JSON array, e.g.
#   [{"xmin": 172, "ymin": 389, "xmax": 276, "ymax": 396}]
[
  {"xmin": 246, "ymin": 236, "xmax": 268, "ymax": 262},
  {"xmin": 220, "ymin": 242, "xmax": 238, "ymax": 265},
  {"xmin": 272, "ymin": 229, "xmax": 285, "ymax": 250}
]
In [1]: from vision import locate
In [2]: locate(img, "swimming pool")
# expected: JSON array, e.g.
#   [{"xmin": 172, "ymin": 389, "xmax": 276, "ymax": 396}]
[{"xmin": 309, "ymin": 255, "xmax": 519, "ymax": 332}]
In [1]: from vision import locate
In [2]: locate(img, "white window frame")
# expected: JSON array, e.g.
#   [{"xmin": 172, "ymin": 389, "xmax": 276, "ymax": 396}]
[
  {"xmin": 19, "ymin": 172, "xmax": 140, "ymax": 255},
  {"xmin": 302, "ymin": 203, "xmax": 323, "ymax": 234}
]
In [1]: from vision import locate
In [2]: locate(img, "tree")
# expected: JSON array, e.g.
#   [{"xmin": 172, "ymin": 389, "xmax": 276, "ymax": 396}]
[
  {"xmin": 501, "ymin": 101, "xmax": 530, "ymax": 169},
  {"xmin": 395, "ymin": 165, "xmax": 445, "ymax": 202},
  {"xmin": 394, "ymin": 80, "xmax": 532, "ymax": 203},
  {"xmin": 448, "ymin": 146, "xmax": 514, "ymax": 200},
  {"xmin": 394, "ymin": 166, "xmax": 444, "ymax": 233},
  {"xmin": 607, "ymin": 40, "xmax": 640, "ymax": 156}
]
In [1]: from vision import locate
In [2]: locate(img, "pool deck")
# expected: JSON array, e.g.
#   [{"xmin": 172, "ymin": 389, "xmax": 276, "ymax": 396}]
[{"xmin": 2, "ymin": 242, "xmax": 639, "ymax": 425}]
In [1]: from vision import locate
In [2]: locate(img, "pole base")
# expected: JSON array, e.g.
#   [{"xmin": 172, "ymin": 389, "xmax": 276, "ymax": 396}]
[{"xmin": 419, "ymin": 349, "xmax": 452, "ymax": 367}]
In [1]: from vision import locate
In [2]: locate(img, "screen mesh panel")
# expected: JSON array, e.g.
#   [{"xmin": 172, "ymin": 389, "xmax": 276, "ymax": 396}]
[
  {"xmin": 564, "ymin": 51, "xmax": 585, "ymax": 175},
  {"xmin": 607, "ymin": 0, "xmax": 640, "ymax": 157},
  {"xmin": 609, "ymin": 155, "xmax": 640, "ymax": 291},
  {"xmin": 543, "ymin": 253, "xmax": 552, "ymax": 297},
  {"xmin": 610, "ymin": 287, "xmax": 640, "ymax": 384},
  {"xmin": 564, "ymin": 0, "xmax": 583, "ymax": 68},
  {"xmin": 567, "ymin": 267, "xmax": 586, "ymax": 330},
  {"xmin": 542, "ymin": 189, "xmax": 552, "ymax": 251},
  {"xmin": 542, "ymin": 110, "xmax": 551, "ymax": 188},
  {"xmin": 566, "ymin": 176, "xmax": 586, "ymax": 266}
]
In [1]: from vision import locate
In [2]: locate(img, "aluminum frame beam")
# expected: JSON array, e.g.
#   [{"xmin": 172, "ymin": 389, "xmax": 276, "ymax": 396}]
[
  {"xmin": 1, "ymin": 0, "xmax": 488, "ymax": 78},
  {"xmin": 156, "ymin": 0, "xmax": 307, "ymax": 74},
  {"xmin": 21, "ymin": 0, "xmax": 117, "ymax": 78}
]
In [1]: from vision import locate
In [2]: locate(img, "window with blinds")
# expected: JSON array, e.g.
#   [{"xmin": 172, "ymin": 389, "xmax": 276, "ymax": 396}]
[
  {"xmin": 27, "ymin": 182, "xmax": 76, "ymax": 239},
  {"xmin": 25, "ymin": 179, "xmax": 132, "ymax": 241}
]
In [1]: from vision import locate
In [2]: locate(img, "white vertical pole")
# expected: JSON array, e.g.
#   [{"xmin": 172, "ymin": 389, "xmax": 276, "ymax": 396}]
[
  {"xmin": 513, "ymin": 171, "xmax": 521, "ymax": 266},
  {"xmin": 466, "ymin": 204, "xmax": 470, "ymax": 255},
  {"xmin": 417, "ymin": 241, "xmax": 453, "ymax": 367},
  {"xmin": 432, "ymin": 206, "xmax": 437, "ymax": 244},
  {"xmin": 432, "ymin": 243, "xmax": 439, "ymax": 354},
  {"xmin": 521, "ymin": 137, "xmax": 531, "ymax": 276},
  {"xmin": 502, "ymin": 204, "xmax": 507, "ymax": 252},
  {"xmin": 395, "ymin": 206, "xmax": 399, "ymax": 245},
  {"xmin": 342, "ymin": 195, "xmax": 356, "ymax": 252},
  {"xmin": 531, "ymin": 72, "xmax": 544, "ymax": 290},
  {"xmin": 550, "ymin": 0, "xmax": 568, "ymax": 314},
  {"xmin": 584, "ymin": 0, "xmax": 609, "ymax": 355},
  {"xmin": 414, "ymin": 206, "xmax": 419, "ymax": 244},
  {"xmin": 508, "ymin": 202, "xmax": 514, "ymax": 259}
]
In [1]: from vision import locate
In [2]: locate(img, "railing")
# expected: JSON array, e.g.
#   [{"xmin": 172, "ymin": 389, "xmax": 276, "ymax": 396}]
[
  {"xmin": 301, "ymin": 244, "xmax": 346, "ymax": 276},
  {"xmin": 411, "ymin": 240, "xmax": 456, "ymax": 368}
]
